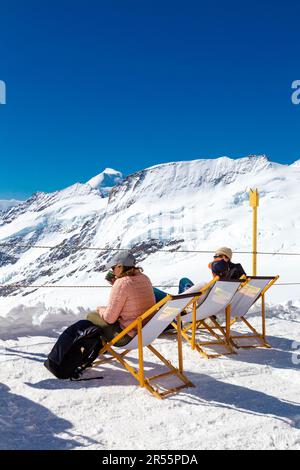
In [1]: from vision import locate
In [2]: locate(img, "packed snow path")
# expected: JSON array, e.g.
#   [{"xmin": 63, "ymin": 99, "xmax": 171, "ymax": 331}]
[{"xmin": 0, "ymin": 311, "xmax": 299, "ymax": 450}]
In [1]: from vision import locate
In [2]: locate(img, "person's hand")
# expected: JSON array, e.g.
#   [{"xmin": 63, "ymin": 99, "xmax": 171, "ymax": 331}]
[{"xmin": 105, "ymin": 271, "xmax": 116, "ymax": 285}]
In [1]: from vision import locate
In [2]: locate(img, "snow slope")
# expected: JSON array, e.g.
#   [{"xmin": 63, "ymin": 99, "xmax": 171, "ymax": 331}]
[{"xmin": 0, "ymin": 308, "xmax": 299, "ymax": 450}]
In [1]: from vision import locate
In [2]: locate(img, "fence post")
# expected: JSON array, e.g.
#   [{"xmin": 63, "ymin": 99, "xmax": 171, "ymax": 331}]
[{"xmin": 249, "ymin": 188, "xmax": 259, "ymax": 276}]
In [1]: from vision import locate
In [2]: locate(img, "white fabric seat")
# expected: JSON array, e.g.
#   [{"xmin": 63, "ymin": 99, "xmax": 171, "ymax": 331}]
[
  {"xmin": 172, "ymin": 279, "xmax": 242, "ymax": 359},
  {"xmin": 182, "ymin": 280, "xmax": 241, "ymax": 323},
  {"xmin": 93, "ymin": 292, "xmax": 202, "ymax": 398},
  {"xmin": 123, "ymin": 295, "xmax": 197, "ymax": 350},
  {"xmin": 226, "ymin": 276, "xmax": 279, "ymax": 349},
  {"xmin": 229, "ymin": 278, "xmax": 271, "ymax": 319}
]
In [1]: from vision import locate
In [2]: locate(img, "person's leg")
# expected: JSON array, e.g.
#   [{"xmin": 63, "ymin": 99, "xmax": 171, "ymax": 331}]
[
  {"xmin": 152, "ymin": 288, "xmax": 175, "ymax": 331},
  {"xmin": 178, "ymin": 277, "xmax": 194, "ymax": 294},
  {"xmin": 153, "ymin": 287, "xmax": 168, "ymax": 303},
  {"xmin": 86, "ymin": 311, "xmax": 103, "ymax": 326},
  {"xmin": 86, "ymin": 312, "xmax": 132, "ymax": 346}
]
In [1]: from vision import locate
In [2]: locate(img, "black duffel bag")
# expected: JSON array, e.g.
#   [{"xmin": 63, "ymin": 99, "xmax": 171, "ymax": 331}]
[{"xmin": 44, "ymin": 320, "xmax": 103, "ymax": 380}]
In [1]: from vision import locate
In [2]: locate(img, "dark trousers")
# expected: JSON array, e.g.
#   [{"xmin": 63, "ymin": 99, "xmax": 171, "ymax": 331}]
[
  {"xmin": 86, "ymin": 312, "xmax": 132, "ymax": 347},
  {"xmin": 153, "ymin": 277, "xmax": 194, "ymax": 302},
  {"xmin": 153, "ymin": 278, "xmax": 194, "ymax": 331}
]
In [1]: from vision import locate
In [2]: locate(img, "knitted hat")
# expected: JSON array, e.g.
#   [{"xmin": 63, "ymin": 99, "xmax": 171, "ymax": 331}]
[{"xmin": 214, "ymin": 246, "xmax": 233, "ymax": 260}]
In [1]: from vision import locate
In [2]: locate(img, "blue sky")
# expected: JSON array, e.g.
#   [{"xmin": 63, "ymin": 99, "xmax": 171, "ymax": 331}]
[{"xmin": 0, "ymin": 0, "xmax": 300, "ymax": 199}]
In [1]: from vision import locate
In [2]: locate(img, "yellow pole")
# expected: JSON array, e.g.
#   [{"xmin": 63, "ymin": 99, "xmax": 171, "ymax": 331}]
[
  {"xmin": 192, "ymin": 300, "xmax": 197, "ymax": 350},
  {"xmin": 261, "ymin": 293, "xmax": 266, "ymax": 340},
  {"xmin": 137, "ymin": 318, "xmax": 144, "ymax": 387},
  {"xmin": 225, "ymin": 304, "xmax": 231, "ymax": 343},
  {"xmin": 249, "ymin": 189, "xmax": 259, "ymax": 276},
  {"xmin": 177, "ymin": 314, "xmax": 183, "ymax": 373}
]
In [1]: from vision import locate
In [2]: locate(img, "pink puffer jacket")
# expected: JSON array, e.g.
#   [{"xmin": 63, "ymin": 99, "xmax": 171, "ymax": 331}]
[{"xmin": 98, "ymin": 272, "xmax": 156, "ymax": 336}]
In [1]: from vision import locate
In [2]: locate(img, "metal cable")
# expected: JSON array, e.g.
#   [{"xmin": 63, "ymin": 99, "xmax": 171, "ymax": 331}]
[
  {"xmin": 0, "ymin": 283, "xmax": 299, "ymax": 289},
  {"xmin": 0, "ymin": 242, "xmax": 299, "ymax": 256},
  {"xmin": 0, "ymin": 243, "xmax": 299, "ymax": 289}
]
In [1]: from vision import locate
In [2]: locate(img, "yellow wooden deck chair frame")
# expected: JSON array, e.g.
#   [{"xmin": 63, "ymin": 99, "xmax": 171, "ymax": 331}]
[
  {"xmin": 227, "ymin": 275, "xmax": 279, "ymax": 349},
  {"xmin": 171, "ymin": 278, "xmax": 243, "ymax": 359},
  {"xmin": 92, "ymin": 293, "xmax": 203, "ymax": 399}
]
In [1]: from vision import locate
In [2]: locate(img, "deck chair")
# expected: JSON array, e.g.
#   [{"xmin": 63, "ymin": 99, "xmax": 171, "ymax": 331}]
[
  {"xmin": 172, "ymin": 279, "xmax": 243, "ymax": 359},
  {"xmin": 225, "ymin": 275, "xmax": 279, "ymax": 349},
  {"xmin": 92, "ymin": 293, "xmax": 203, "ymax": 399}
]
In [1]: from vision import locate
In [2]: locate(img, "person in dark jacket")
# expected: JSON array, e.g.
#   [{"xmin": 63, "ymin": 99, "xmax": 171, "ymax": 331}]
[
  {"xmin": 208, "ymin": 247, "xmax": 246, "ymax": 280},
  {"xmin": 153, "ymin": 246, "xmax": 246, "ymax": 303}
]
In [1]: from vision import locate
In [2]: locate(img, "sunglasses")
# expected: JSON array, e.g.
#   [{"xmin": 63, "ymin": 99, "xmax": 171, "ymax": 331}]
[{"xmin": 214, "ymin": 254, "xmax": 226, "ymax": 259}]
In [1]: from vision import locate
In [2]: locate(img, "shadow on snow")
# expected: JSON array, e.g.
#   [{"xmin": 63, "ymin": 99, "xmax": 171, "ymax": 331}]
[{"xmin": 0, "ymin": 383, "xmax": 100, "ymax": 450}]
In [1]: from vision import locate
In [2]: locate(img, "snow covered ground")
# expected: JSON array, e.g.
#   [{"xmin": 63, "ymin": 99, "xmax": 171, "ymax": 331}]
[{"xmin": 1, "ymin": 306, "xmax": 299, "ymax": 450}]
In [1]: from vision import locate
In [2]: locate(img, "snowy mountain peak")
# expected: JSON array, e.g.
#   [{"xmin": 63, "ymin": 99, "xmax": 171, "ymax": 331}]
[
  {"xmin": 290, "ymin": 159, "xmax": 300, "ymax": 168},
  {"xmin": 86, "ymin": 168, "xmax": 123, "ymax": 196},
  {"xmin": 108, "ymin": 154, "xmax": 275, "ymax": 210},
  {"xmin": 211, "ymin": 154, "xmax": 271, "ymax": 172}
]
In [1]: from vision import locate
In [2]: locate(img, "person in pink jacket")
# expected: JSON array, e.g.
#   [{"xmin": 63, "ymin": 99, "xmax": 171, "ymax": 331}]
[{"xmin": 87, "ymin": 251, "xmax": 156, "ymax": 346}]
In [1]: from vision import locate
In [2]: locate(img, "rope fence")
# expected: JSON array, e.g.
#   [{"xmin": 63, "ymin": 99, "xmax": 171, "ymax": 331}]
[
  {"xmin": 0, "ymin": 283, "xmax": 299, "ymax": 289},
  {"xmin": 0, "ymin": 242, "xmax": 299, "ymax": 290},
  {"xmin": 0, "ymin": 242, "xmax": 300, "ymax": 256}
]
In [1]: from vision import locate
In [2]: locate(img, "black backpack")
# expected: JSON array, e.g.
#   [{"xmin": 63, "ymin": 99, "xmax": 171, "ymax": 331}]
[
  {"xmin": 44, "ymin": 320, "xmax": 103, "ymax": 380},
  {"xmin": 224, "ymin": 262, "xmax": 246, "ymax": 280}
]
